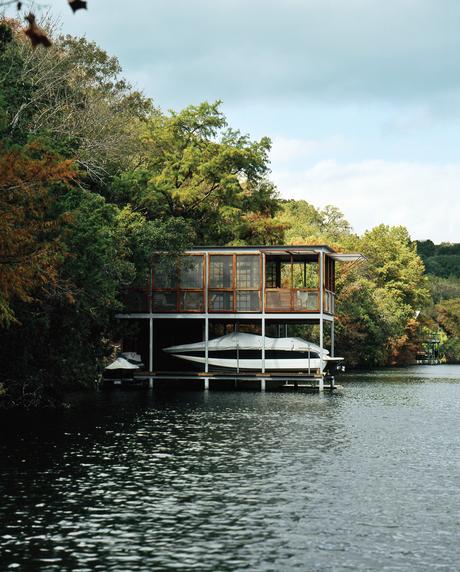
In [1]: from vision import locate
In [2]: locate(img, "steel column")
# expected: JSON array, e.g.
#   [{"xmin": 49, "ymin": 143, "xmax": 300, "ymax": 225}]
[
  {"xmin": 149, "ymin": 316, "xmax": 153, "ymax": 388},
  {"xmin": 319, "ymin": 253, "xmax": 324, "ymax": 392}
]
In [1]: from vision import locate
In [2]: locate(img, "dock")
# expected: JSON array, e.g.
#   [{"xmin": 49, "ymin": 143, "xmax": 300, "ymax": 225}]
[{"xmin": 104, "ymin": 370, "xmax": 338, "ymax": 392}]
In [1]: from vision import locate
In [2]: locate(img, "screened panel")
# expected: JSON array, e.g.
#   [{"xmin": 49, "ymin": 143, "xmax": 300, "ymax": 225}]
[
  {"xmin": 294, "ymin": 291, "xmax": 318, "ymax": 311},
  {"xmin": 153, "ymin": 260, "xmax": 177, "ymax": 289},
  {"xmin": 266, "ymin": 289, "xmax": 291, "ymax": 311},
  {"xmin": 236, "ymin": 255, "xmax": 260, "ymax": 289},
  {"xmin": 265, "ymin": 260, "xmax": 279, "ymax": 288},
  {"xmin": 180, "ymin": 256, "xmax": 203, "ymax": 289},
  {"xmin": 324, "ymin": 291, "xmax": 335, "ymax": 314},
  {"xmin": 209, "ymin": 291, "xmax": 233, "ymax": 311},
  {"xmin": 179, "ymin": 291, "xmax": 203, "ymax": 311},
  {"xmin": 236, "ymin": 291, "xmax": 260, "ymax": 312},
  {"xmin": 209, "ymin": 256, "xmax": 233, "ymax": 288},
  {"xmin": 152, "ymin": 291, "xmax": 177, "ymax": 311}
]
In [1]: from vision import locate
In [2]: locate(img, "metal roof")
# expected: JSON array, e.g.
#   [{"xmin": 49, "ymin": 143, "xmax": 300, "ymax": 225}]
[
  {"xmin": 328, "ymin": 253, "xmax": 366, "ymax": 263},
  {"xmin": 189, "ymin": 244, "xmax": 337, "ymax": 253},
  {"xmin": 186, "ymin": 245, "xmax": 364, "ymax": 261}
]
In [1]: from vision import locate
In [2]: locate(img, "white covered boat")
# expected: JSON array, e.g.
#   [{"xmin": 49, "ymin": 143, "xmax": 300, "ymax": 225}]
[
  {"xmin": 103, "ymin": 352, "xmax": 145, "ymax": 385},
  {"xmin": 163, "ymin": 332, "xmax": 344, "ymax": 373}
]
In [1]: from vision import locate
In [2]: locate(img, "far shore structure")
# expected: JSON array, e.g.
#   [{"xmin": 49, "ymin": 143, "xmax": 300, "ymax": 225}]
[{"xmin": 117, "ymin": 245, "xmax": 363, "ymax": 391}]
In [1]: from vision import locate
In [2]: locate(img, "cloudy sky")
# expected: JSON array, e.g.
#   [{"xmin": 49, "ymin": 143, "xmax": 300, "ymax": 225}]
[{"xmin": 42, "ymin": 0, "xmax": 460, "ymax": 241}]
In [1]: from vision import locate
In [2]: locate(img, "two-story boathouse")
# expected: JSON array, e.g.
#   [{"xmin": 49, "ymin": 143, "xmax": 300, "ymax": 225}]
[{"xmin": 117, "ymin": 245, "xmax": 363, "ymax": 390}]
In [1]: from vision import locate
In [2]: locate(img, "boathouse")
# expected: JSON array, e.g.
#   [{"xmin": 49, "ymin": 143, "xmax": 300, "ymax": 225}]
[{"xmin": 117, "ymin": 245, "xmax": 363, "ymax": 389}]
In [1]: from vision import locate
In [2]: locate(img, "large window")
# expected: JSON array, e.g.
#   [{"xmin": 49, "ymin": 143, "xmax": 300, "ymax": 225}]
[
  {"xmin": 153, "ymin": 258, "xmax": 177, "ymax": 289},
  {"xmin": 180, "ymin": 256, "xmax": 203, "ymax": 289},
  {"xmin": 209, "ymin": 255, "xmax": 233, "ymax": 288},
  {"xmin": 236, "ymin": 255, "xmax": 260, "ymax": 288}
]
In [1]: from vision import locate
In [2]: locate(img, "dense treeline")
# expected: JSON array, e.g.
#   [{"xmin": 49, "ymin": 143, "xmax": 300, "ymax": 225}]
[
  {"xmin": 0, "ymin": 21, "xmax": 456, "ymax": 407},
  {"xmin": 416, "ymin": 241, "xmax": 460, "ymax": 363}
]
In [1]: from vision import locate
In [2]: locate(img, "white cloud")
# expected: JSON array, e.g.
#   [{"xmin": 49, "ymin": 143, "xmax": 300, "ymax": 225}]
[
  {"xmin": 270, "ymin": 136, "xmax": 346, "ymax": 163},
  {"xmin": 272, "ymin": 160, "xmax": 460, "ymax": 242}
]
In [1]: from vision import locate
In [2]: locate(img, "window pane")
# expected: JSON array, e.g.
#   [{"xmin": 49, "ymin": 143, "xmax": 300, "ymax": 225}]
[
  {"xmin": 266, "ymin": 289, "xmax": 291, "ymax": 311},
  {"xmin": 236, "ymin": 255, "xmax": 260, "ymax": 288},
  {"xmin": 179, "ymin": 291, "xmax": 203, "ymax": 311},
  {"xmin": 209, "ymin": 256, "xmax": 233, "ymax": 288},
  {"xmin": 209, "ymin": 291, "xmax": 233, "ymax": 311},
  {"xmin": 152, "ymin": 291, "xmax": 177, "ymax": 311},
  {"xmin": 153, "ymin": 260, "xmax": 177, "ymax": 289},
  {"xmin": 180, "ymin": 256, "xmax": 203, "ymax": 289},
  {"xmin": 236, "ymin": 291, "xmax": 260, "ymax": 312},
  {"xmin": 265, "ymin": 260, "xmax": 278, "ymax": 288}
]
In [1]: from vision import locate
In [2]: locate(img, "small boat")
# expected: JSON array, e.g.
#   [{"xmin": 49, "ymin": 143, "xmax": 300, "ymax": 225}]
[
  {"xmin": 103, "ymin": 352, "xmax": 145, "ymax": 386},
  {"xmin": 163, "ymin": 332, "xmax": 344, "ymax": 373}
]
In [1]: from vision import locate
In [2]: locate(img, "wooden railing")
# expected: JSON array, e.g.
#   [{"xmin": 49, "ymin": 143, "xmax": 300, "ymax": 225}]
[{"xmin": 122, "ymin": 288, "xmax": 334, "ymax": 314}]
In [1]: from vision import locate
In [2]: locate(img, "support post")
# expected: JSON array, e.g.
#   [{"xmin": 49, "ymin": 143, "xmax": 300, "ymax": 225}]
[
  {"xmin": 261, "ymin": 316, "xmax": 266, "ymax": 374},
  {"xmin": 319, "ymin": 252, "xmax": 324, "ymax": 392},
  {"xmin": 262, "ymin": 252, "xmax": 266, "ymax": 374},
  {"xmin": 205, "ymin": 317, "xmax": 209, "ymax": 374},
  {"xmin": 204, "ymin": 377, "xmax": 209, "ymax": 390},
  {"xmin": 331, "ymin": 320, "xmax": 335, "ymax": 357},
  {"xmin": 261, "ymin": 378, "xmax": 266, "ymax": 391},
  {"xmin": 149, "ymin": 316, "xmax": 153, "ymax": 388},
  {"xmin": 205, "ymin": 253, "xmax": 209, "ymax": 378}
]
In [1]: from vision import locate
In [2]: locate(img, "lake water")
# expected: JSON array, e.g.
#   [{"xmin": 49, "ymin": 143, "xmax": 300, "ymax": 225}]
[{"xmin": 1, "ymin": 365, "xmax": 460, "ymax": 571}]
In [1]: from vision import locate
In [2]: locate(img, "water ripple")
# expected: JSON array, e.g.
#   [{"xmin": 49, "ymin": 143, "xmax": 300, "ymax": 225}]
[{"xmin": 1, "ymin": 368, "xmax": 460, "ymax": 570}]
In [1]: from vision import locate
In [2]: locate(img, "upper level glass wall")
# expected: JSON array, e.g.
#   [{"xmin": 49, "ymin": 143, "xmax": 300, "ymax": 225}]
[{"xmin": 146, "ymin": 251, "xmax": 334, "ymax": 314}]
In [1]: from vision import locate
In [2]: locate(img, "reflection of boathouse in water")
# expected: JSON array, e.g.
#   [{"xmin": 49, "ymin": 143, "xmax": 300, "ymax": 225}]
[{"xmin": 117, "ymin": 245, "xmax": 363, "ymax": 390}]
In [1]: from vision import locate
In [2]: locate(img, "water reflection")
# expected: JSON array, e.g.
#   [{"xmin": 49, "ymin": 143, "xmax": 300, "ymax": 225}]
[{"xmin": 1, "ymin": 366, "xmax": 460, "ymax": 571}]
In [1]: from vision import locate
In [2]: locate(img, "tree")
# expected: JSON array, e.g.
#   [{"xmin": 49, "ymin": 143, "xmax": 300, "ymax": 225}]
[
  {"xmin": 0, "ymin": 141, "xmax": 75, "ymax": 325},
  {"xmin": 279, "ymin": 200, "xmax": 353, "ymax": 246},
  {"xmin": 0, "ymin": 20, "xmax": 151, "ymax": 180},
  {"xmin": 111, "ymin": 101, "xmax": 276, "ymax": 244}
]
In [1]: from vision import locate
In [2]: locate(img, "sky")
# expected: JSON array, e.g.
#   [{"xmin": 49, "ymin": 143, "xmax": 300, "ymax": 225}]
[{"xmin": 37, "ymin": 0, "xmax": 460, "ymax": 241}]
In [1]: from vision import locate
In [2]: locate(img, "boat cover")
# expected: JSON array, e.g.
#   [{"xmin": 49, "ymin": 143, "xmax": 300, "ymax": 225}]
[
  {"xmin": 164, "ymin": 332, "xmax": 329, "ymax": 354},
  {"xmin": 105, "ymin": 357, "xmax": 140, "ymax": 370}
]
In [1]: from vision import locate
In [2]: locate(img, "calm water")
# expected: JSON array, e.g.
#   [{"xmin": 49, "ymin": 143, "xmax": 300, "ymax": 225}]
[{"xmin": 1, "ymin": 365, "xmax": 460, "ymax": 571}]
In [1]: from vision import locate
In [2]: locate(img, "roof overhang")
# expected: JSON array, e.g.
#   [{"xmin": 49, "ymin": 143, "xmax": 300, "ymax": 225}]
[{"xmin": 329, "ymin": 253, "xmax": 365, "ymax": 263}]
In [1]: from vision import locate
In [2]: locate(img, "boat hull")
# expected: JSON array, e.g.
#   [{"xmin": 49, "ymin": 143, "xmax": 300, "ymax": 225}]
[{"xmin": 172, "ymin": 353, "xmax": 329, "ymax": 371}]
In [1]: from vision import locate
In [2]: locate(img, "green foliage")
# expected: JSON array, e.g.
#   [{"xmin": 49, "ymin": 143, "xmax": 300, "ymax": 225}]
[
  {"xmin": 278, "ymin": 200, "xmax": 353, "ymax": 246},
  {"xmin": 417, "ymin": 240, "xmax": 460, "ymax": 278},
  {"xmin": 111, "ymin": 101, "xmax": 277, "ymax": 244},
  {"xmin": 359, "ymin": 225, "xmax": 428, "ymax": 309},
  {"xmin": 427, "ymin": 275, "xmax": 460, "ymax": 304}
]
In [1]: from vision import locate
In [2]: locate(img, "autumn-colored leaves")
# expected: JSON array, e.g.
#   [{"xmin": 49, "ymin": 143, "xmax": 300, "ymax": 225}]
[
  {"xmin": 19, "ymin": 0, "xmax": 87, "ymax": 48},
  {"xmin": 0, "ymin": 144, "xmax": 76, "ymax": 324}
]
